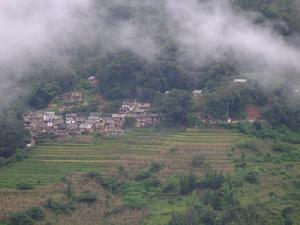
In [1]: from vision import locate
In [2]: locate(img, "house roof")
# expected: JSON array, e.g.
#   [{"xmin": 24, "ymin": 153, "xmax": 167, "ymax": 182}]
[{"xmin": 79, "ymin": 123, "xmax": 94, "ymax": 129}]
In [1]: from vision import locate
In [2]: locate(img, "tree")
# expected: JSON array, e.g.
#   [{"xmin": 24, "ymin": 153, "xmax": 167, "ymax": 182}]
[
  {"xmin": 0, "ymin": 117, "xmax": 29, "ymax": 158},
  {"xmin": 154, "ymin": 90, "xmax": 193, "ymax": 125}
]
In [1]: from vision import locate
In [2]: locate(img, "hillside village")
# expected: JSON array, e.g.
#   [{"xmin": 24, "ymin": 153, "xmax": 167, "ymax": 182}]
[
  {"xmin": 24, "ymin": 100, "xmax": 160, "ymax": 146},
  {"xmin": 22, "ymin": 77, "xmax": 261, "ymax": 146}
]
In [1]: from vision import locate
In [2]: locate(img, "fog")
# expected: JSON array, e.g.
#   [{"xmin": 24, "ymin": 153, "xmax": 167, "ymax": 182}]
[{"xmin": 0, "ymin": 0, "xmax": 300, "ymax": 106}]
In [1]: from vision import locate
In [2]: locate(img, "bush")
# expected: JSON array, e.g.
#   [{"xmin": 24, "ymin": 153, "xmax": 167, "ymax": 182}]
[
  {"xmin": 84, "ymin": 171, "xmax": 100, "ymax": 179},
  {"xmin": 192, "ymin": 155, "xmax": 205, "ymax": 168},
  {"xmin": 123, "ymin": 196, "xmax": 147, "ymax": 209},
  {"xmin": 135, "ymin": 171, "xmax": 151, "ymax": 181},
  {"xmin": 272, "ymin": 142, "xmax": 296, "ymax": 153},
  {"xmin": 202, "ymin": 173, "xmax": 225, "ymax": 190},
  {"xmin": 16, "ymin": 183, "xmax": 34, "ymax": 190},
  {"xmin": 75, "ymin": 192, "xmax": 97, "ymax": 203},
  {"xmin": 45, "ymin": 198, "xmax": 74, "ymax": 215},
  {"xmin": 238, "ymin": 139, "xmax": 259, "ymax": 151},
  {"xmin": 8, "ymin": 213, "xmax": 33, "ymax": 225},
  {"xmin": 96, "ymin": 176, "xmax": 122, "ymax": 193},
  {"xmin": 144, "ymin": 177, "xmax": 161, "ymax": 188},
  {"xmin": 149, "ymin": 162, "xmax": 163, "ymax": 173},
  {"xmin": 25, "ymin": 207, "xmax": 45, "ymax": 221},
  {"xmin": 179, "ymin": 174, "xmax": 197, "ymax": 195},
  {"xmin": 244, "ymin": 171, "xmax": 259, "ymax": 184}
]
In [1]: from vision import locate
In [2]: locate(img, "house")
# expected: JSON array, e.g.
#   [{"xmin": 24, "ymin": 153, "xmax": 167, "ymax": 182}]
[
  {"xmin": 119, "ymin": 101, "xmax": 151, "ymax": 115},
  {"xmin": 89, "ymin": 112, "xmax": 101, "ymax": 117},
  {"xmin": 192, "ymin": 90, "xmax": 203, "ymax": 99},
  {"xmin": 233, "ymin": 79, "xmax": 247, "ymax": 84},
  {"xmin": 87, "ymin": 116, "xmax": 100, "ymax": 123},
  {"xmin": 66, "ymin": 114, "xmax": 78, "ymax": 124},
  {"xmin": 79, "ymin": 123, "xmax": 95, "ymax": 133},
  {"xmin": 135, "ymin": 114, "xmax": 160, "ymax": 128},
  {"xmin": 43, "ymin": 112, "xmax": 55, "ymax": 122},
  {"xmin": 88, "ymin": 76, "xmax": 98, "ymax": 85}
]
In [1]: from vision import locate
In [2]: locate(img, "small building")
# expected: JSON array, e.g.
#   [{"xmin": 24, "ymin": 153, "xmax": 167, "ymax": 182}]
[
  {"xmin": 87, "ymin": 116, "xmax": 100, "ymax": 123},
  {"xmin": 88, "ymin": 76, "xmax": 98, "ymax": 85},
  {"xmin": 233, "ymin": 79, "xmax": 247, "ymax": 84},
  {"xmin": 135, "ymin": 114, "xmax": 160, "ymax": 128},
  {"xmin": 89, "ymin": 112, "xmax": 101, "ymax": 117},
  {"xmin": 43, "ymin": 112, "xmax": 55, "ymax": 122},
  {"xmin": 192, "ymin": 90, "xmax": 203, "ymax": 99},
  {"xmin": 66, "ymin": 114, "xmax": 78, "ymax": 124},
  {"xmin": 79, "ymin": 123, "xmax": 95, "ymax": 133}
]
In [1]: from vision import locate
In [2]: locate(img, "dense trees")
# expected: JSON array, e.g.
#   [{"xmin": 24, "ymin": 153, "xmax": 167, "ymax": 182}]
[
  {"xmin": 234, "ymin": 0, "xmax": 300, "ymax": 34},
  {"xmin": 154, "ymin": 90, "xmax": 193, "ymax": 126},
  {"xmin": 0, "ymin": 117, "xmax": 29, "ymax": 158}
]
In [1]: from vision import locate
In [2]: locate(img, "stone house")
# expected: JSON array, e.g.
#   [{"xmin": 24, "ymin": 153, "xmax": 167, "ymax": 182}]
[
  {"xmin": 66, "ymin": 114, "xmax": 78, "ymax": 124},
  {"xmin": 135, "ymin": 114, "xmax": 160, "ymax": 128},
  {"xmin": 79, "ymin": 123, "xmax": 95, "ymax": 134}
]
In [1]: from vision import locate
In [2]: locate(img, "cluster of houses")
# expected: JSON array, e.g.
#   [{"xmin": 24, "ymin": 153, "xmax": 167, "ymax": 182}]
[{"xmin": 24, "ymin": 100, "xmax": 160, "ymax": 145}]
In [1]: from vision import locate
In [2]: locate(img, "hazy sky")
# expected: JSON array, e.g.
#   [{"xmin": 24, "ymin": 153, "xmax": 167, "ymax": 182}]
[{"xmin": 0, "ymin": 0, "xmax": 299, "ymax": 106}]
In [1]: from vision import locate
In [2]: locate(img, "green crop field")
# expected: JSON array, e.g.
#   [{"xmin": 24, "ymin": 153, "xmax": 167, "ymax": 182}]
[{"xmin": 0, "ymin": 128, "xmax": 242, "ymax": 188}]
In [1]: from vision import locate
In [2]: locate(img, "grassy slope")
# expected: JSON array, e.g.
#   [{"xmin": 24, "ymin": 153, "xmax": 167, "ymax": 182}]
[
  {"xmin": 1, "ymin": 128, "xmax": 299, "ymax": 225},
  {"xmin": 0, "ymin": 128, "xmax": 241, "ymax": 188}
]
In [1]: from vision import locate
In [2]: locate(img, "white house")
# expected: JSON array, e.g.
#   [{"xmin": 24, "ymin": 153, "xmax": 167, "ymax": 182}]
[
  {"xmin": 233, "ymin": 79, "xmax": 247, "ymax": 83},
  {"xmin": 43, "ymin": 112, "xmax": 55, "ymax": 122}
]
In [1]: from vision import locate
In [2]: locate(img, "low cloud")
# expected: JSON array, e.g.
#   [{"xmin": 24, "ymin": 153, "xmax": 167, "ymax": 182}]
[{"xmin": 0, "ymin": 0, "xmax": 300, "ymax": 107}]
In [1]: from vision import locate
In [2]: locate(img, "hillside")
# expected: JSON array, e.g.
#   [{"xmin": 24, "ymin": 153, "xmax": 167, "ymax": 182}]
[
  {"xmin": 0, "ymin": 128, "xmax": 299, "ymax": 225},
  {"xmin": 0, "ymin": 0, "xmax": 300, "ymax": 225}
]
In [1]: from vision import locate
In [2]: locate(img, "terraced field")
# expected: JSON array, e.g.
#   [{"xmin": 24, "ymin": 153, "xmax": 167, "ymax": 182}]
[{"xmin": 0, "ymin": 128, "xmax": 243, "ymax": 188}]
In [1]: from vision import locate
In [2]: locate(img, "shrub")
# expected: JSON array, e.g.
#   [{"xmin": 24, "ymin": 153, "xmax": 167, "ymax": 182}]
[
  {"xmin": 202, "ymin": 173, "xmax": 225, "ymax": 190},
  {"xmin": 25, "ymin": 207, "xmax": 45, "ymax": 221},
  {"xmin": 244, "ymin": 171, "xmax": 259, "ymax": 184},
  {"xmin": 75, "ymin": 192, "xmax": 97, "ymax": 203},
  {"xmin": 123, "ymin": 196, "xmax": 147, "ymax": 209},
  {"xmin": 192, "ymin": 155, "xmax": 205, "ymax": 168},
  {"xmin": 96, "ymin": 176, "xmax": 122, "ymax": 193},
  {"xmin": 238, "ymin": 139, "xmax": 259, "ymax": 151},
  {"xmin": 135, "ymin": 171, "xmax": 151, "ymax": 181},
  {"xmin": 7, "ymin": 213, "xmax": 33, "ymax": 225},
  {"xmin": 144, "ymin": 177, "xmax": 161, "ymax": 188},
  {"xmin": 16, "ymin": 183, "xmax": 34, "ymax": 190},
  {"xmin": 45, "ymin": 198, "xmax": 74, "ymax": 215},
  {"xmin": 179, "ymin": 174, "xmax": 197, "ymax": 195},
  {"xmin": 272, "ymin": 142, "xmax": 296, "ymax": 153},
  {"xmin": 149, "ymin": 162, "xmax": 163, "ymax": 173},
  {"xmin": 85, "ymin": 171, "xmax": 100, "ymax": 179}
]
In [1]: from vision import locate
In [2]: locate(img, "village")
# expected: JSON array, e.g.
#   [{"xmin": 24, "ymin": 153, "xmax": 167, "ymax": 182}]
[
  {"xmin": 24, "ymin": 100, "xmax": 160, "ymax": 146},
  {"xmin": 23, "ymin": 77, "xmax": 259, "ymax": 146}
]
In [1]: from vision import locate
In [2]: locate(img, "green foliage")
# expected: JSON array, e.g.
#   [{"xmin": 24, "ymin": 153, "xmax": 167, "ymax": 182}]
[
  {"xmin": 25, "ymin": 207, "xmax": 45, "ymax": 221},
  {"xmin": 244, "ymin": 171, "xmax": 260, "ymax": 184},
  {"xmin": 123, "ymin": 195, "xmax": 147, "ymax": 209},
  {"xmin": 234, "ymin": 0, "xmax": 300, "ymax": 33},
  {"xmin": 122, "ymin": 117, "xmax": 136, "ymax": 129},
  {"xmin": 0, "ymin": 117, "xmax": 29, "ymax": 158},
  {"xmin": 179, "ymin": 173, "xmax": 197, "ymax": 195},
  {"xmin": 97, "ymin": 51, "xmax": 166, "ymax": 100},
  {"xmin": 149, "ymin": 162, "xmax": 163, "ymax": 173},
  {"xmin": 7, "ymin": 213, "xmax": 33, "ymax": 225},
  {"xmin": 192, "ymin": 155, "xmax": 205, "ymax": 168},
  {"xmin": 135, "ymin": 171, "xmax": 151, "ymax": 181},
  {"xmin": 96, "ymin": 176, "xmax": 122, "ymax": 193},
  {"xmin": 202, "ymin": 172, "xmax": 225, "ymax": 190},
  {"xmin": 15, "ymin": 183, "xmax": 34, "ymax": 190},
  {"xmin": 74, "ymin": 192, "xmax": 97, "ymax": 203},
  {"xmin": 44, "ymin": 198, "xmax": 75, "ymax": 215},
  {"xmin": 154, "ymin": 90, "xmax": 193, "ymax": 125},
  {"xmin": 272, "ymin": 142, "xmax": 296, "ymax": 153}
]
